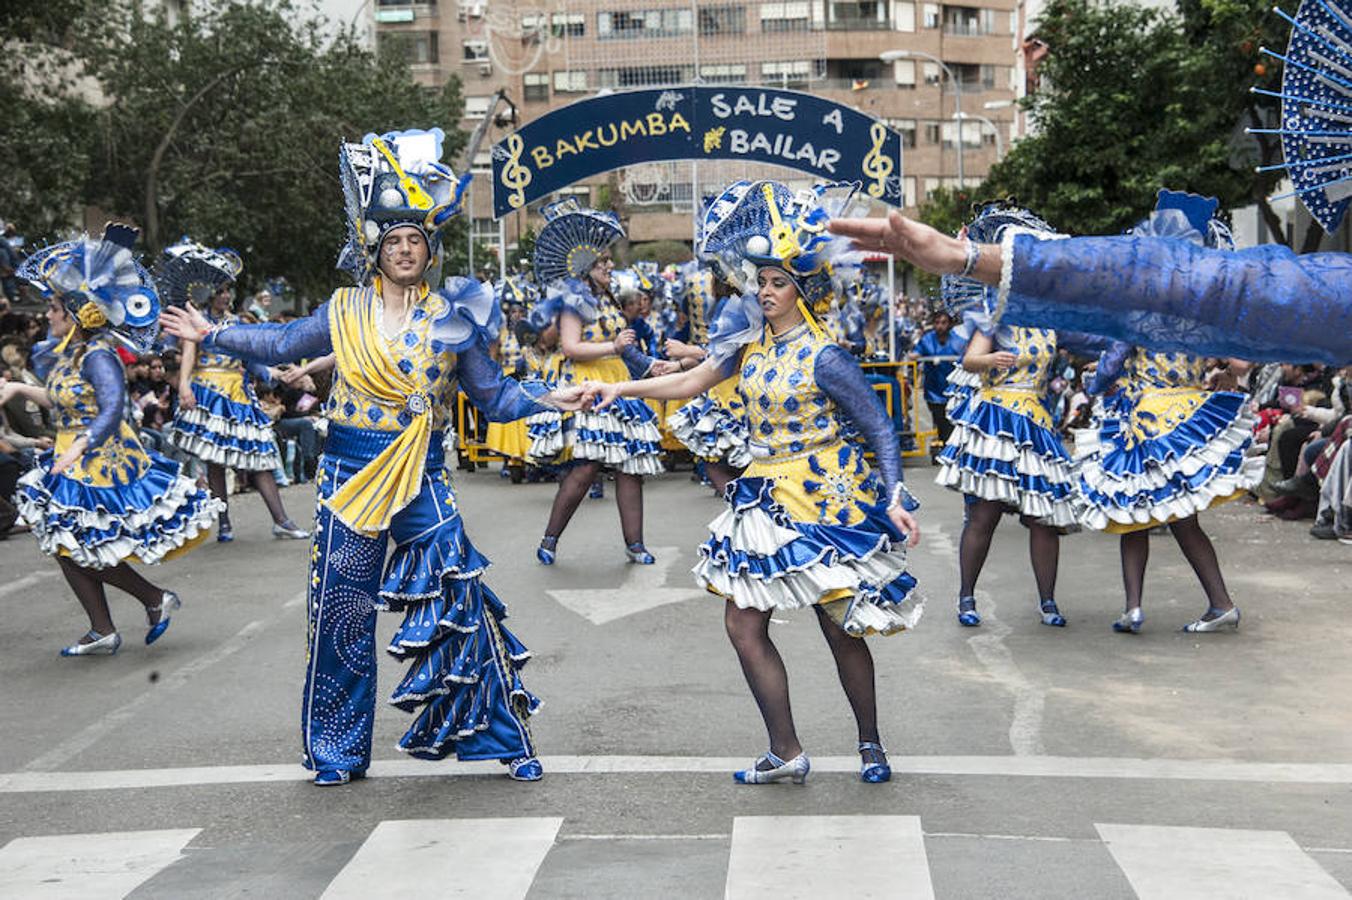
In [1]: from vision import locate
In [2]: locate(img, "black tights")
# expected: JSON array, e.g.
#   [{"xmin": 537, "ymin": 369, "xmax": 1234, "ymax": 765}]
[
  {"xmin": 958, "ymin": 499, "xmax": 1060, "ymax": 601},
  {"xmin": 543, "ymin": 461, "xmax": 644, "ymax": 546},
  {"xmin": 723, "ymin": 602, "xmax": 880, "ymax": 765},
  {"xmin": 207, "ymin": 464, "xmax": 290, "ymax": 526},
  {"xmin": 706, "ymin": 462, "xmax": 744, "ymax": 496},
  {"xmin": 1119, "ymin": 516, "xmax": 1234, "ymax": 612},
  {"xmin": 58, "ymin": 558, "xmax": 166, "ymax": 637}
]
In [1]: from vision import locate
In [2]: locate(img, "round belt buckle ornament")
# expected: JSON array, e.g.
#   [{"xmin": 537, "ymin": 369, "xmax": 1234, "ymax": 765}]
[{"xmin": 406, "ymin": 392, "xmax": 429, "ymax": 416}]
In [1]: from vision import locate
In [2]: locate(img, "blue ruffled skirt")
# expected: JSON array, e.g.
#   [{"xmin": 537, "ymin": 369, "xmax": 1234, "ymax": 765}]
[
  {"xmin": 935, "ymin": 389, "xmax": 1079, "ymax": 527},
  {"xmin": 16, "ymin": 439, "xmax": 222, "ymax": 570},
  {"xmin": 693, "ymin": 442, "xmax": 922, "ymax": 636},
  {"xmin": 168, "ymin": 379, "xmax": 281, "ymax": 471},
  {"xmin": 666, "ymin": 394, "xmax": 752, "ymax": 467},
  {"xmin": 527, "ymin": 398, "xmax": 664, "ymax": 475},
  {"xmin": 1074, "ymin": 389, "xmax": 1261, "ymax": 532},
  {"xmin": 321, "ymin": 425, "xmax": 539, "ymax": 761}
]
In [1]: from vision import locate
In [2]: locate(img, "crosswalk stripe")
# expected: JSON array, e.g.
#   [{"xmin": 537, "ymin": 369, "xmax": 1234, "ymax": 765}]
[
  {"xmin": 319, "ymin": 817, "xmax": 563, "ymax": 900},
  {"xmin": 1096, "ymin": 823, "xmax": 1351, "ymax": 899},
  {"xmin": 0, "ymin": 827, "xmax": 200, "ymax": 899},
  {"xmin": 725, "ymin": 815, "xmax": 935, "ymax": 900}
]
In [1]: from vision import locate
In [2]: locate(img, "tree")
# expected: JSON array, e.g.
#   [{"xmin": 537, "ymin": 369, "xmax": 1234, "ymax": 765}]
[
  {"xmin": 919, "ymin": 0, "xmax": 1297, "ymax": 245},
  {"xmin": 78, "ymin": 0, "xmax": 468, "ymax": 300}
]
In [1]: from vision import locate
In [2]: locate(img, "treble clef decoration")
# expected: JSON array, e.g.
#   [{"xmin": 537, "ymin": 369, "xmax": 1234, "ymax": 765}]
[
  {"xmin": 862, "ymin": 122, "xmax": 894, "ymax": 199},
  {"xmin": 500, "ymin": 133, "xmax": 532, "ymax": 210}
]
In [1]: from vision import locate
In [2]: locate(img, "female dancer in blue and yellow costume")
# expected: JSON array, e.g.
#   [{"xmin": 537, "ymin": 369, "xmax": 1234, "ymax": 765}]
[
  {"xmin": 162, "ymin": 128, "xmax": 586, "ymax": 785},
  {"xmin": 1075, "ymin": 192, "xmax": 1262, "ymax": 633},
  {"xmin": 3, "ymin": 225, "xmax": 222, "ymax": 656},
  {"xmin": 528, "ymin": 200, "xmax": 673, "ymax": 566},
  {"xmin": 586, "ymin": 181, "xmax": 922, "ymax": 786},
  {"xmin": 160, "ymin": 240, "xmax": 308, "ymax": 542},
  {"xmin": 933, "ymin": 204, "xmax": 1082, "ymax": 630},
  {"xmin": 483, "ymin": 277, "xmax": 535, "ymax": 478}
]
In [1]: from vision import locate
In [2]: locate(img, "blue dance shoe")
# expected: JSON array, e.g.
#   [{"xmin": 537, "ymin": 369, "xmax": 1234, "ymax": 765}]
[
  {"xmin": 537, "ymin": 535, "xmax": 558, "ymax": 566},
  {"xmin": 506, "ymin": 757, "xmax": 544, "ymax": 781},
  {"xmin": 624, "ymin": 542, "xmax": 655, "ymax": 565},
  {"xmin": 858, "ymin": 741, "xmax": 892, "ymax": 784},
  {"xmin": 217, "ymin": 521, "xmax": 234, "ymax": 543},
  {"xmin": 145, "ymin": 591, "xmax": 182, "ymax": 645},
  {"xmin": 957, "ymin": 596, "xmax": 981, "ymax": 627},
  {"xmin": 588, "ymin": 480, "xmax": 605, "ymax": 500},
  {"xmin": 733, "ymin": 751, "xmax": 810, "ymax": 785},
  {"xmin": 1039, "ymin": 598, "xmax": 1067, "ymax": 627},
  {"xmin": 313, "ymin": 768, "xmax": 366, "ymax": 787},
  {"xmin": 60, "ymin": 630, "xmax": 122, "ymax": 657}
]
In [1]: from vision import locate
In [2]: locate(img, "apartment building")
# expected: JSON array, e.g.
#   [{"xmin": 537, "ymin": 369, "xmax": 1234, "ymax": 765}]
[{"xmin": 373, "ymin": 0, "xmax": 1017, "ymax": 255}]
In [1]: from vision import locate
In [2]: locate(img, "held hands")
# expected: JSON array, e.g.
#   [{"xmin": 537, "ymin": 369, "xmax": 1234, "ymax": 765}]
[
  {"xmin": 991, "ymin": 351, "xmax": 1018, "ymax": 369},
  {"xmin": 161, "ymin": 304, "xmax": 212, "ymax": 343},
  {"xmin": 50, "ymin": 434, "xmax": 88, "ymax": 476},
  {"xmin": 580, "ymin": 380, "xmax": 622, "ymax": 412},
  {"xmin": 664, "ymin": 338, "xmax": 693, "ymax": 357},
  {"xmin": 887, "ymin": 505, "xmax": 921, "ymax": 547},
  {"xmin": 546, "ymin": 384, "xmax": 589, "ymax": 412},
  {"xmin": 612, "ymin": 329, "xmax": 637, "ymax": 352},
  {"xmin": 648, "ymin": 359, "xmax": 681, "ymax": 377}
]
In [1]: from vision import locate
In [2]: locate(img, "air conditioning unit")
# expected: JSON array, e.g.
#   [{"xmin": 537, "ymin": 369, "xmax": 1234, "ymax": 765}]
[{"xmin": 478, "ymin": 60, "xmax": 492, "ymax": 76}]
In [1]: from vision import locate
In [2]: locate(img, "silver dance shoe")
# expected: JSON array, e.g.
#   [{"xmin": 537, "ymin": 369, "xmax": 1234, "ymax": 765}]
[
  {"xmin": 733, "ymin": 751, "xmax": 810, "ymax": 785},
  {"xmin": 1181, "ymin": 606, "xmax": 1240, "ymax": 633},
  {"xmin": 60, "ymin": 630, "xmax": 122, "ymax": 657}
]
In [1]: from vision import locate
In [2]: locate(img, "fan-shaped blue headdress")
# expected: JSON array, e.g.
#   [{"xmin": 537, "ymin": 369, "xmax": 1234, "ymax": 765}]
[
  {"xmin": 940, "ymin": 201, "xmax": 1057, "ymax": 319},
  {"xmin": 18, "ymin": 223, "xmax": 160, "ymax": 353},
  {"xmin": 338, "ymin": 127, "xmax": 472, "ymax": 285},
  {"xmin": 533, "ymin": 199, "xmax": 625, "ymax": 284},
  {"xmin": 698, "ymin": 179, "xmax": 865, "ymax": 314},
  {"xmin": 156, "ymin": 238, "xmax": 244, "ymax": 309}
]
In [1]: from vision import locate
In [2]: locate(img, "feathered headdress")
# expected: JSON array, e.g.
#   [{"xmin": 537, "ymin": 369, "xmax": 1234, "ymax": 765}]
[
  {"xmin": 156, "ymin": 238, "xmax": 243, "ymax": 309},
  {"xmin": 533, "ymin": 199, "xmax": 624, "ymax": 284},
  {"xmin": 18, "ymin": 223, "xmax": 160, "ymax": 353},
  {"xmin": 698, "ymin": 179, "xmax": 866, "ymax": 315},
  {"xmin": 338, "ymin": 127, "xmax": 471, "ymax": 285}
]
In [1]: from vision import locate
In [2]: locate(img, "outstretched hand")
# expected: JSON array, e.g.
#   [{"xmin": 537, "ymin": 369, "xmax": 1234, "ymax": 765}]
[
  {"xmin": 581, "ymin": 380, "xmax": 622, "ymax": 412},
  {"xmin": 547, "ymin": 384, "xmax": 588, "ymax": 412},
  {"xmin": 830, "ymin": 211, "xmax": 975, "ymax": 281},
  {"xmin": 161, "ymin": 304, "xmax": 211, "ymax": 343}
]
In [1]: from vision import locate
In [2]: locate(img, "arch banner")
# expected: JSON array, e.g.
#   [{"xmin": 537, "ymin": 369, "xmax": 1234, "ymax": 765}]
[{"xmin": 490, "ymin": 85, "xmax": 904, "ymax": 218}]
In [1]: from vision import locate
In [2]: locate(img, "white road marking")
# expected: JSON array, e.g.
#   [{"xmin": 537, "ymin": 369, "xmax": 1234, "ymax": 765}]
[
  {"xmin": 965, "ymin": 591, "xmax": 1047, "ymax": 756},
  {"xmin": 4, "ymin": 755, "xmax": 1352, "ymax": 794},
  {"xmin": 726, "ymin": 815, "xmax": 934, "ymax": 900},
  {"xmin": 1097, "ymin": 823, "xmax": 1351, "ymax": 899},
  {"xmin": 0, "ymin": 827, "xmax": 200, "ymax": 899},
  {"xmin": 924, "ymin": 522, "xmax": 957, "ymax": 559},
  {"xmin": 21, "ymin": 588, "xmax": 306, "ymax": 773},
  {"xmin": 320, "ymin": 817, "xmax": 561, "ymax": 900},
  {"xmin": 0, "ymin": 569, "xmax": 58, "ymax": 600},
  {"xmin": 546, "ymin": 546, "xmax": 705, "ymax": 624}
]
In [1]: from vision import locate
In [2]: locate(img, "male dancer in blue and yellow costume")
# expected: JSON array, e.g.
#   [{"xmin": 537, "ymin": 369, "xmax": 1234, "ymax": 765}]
[{"xmin": 163, "ymin": 128, "xmax": 586, "ymax": 785}]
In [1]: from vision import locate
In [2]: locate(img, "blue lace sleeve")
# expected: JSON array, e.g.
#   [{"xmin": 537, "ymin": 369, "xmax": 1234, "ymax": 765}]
[
  {"xmin": 1002, "ymin": 234, "xmax": 1352, "ymax": 365},
  {"xmin": 457, "ymin": 337, "xmax": 551, "ymax": 422},
  {"xmin": 814, "ymin": 345, "xmax": 917, "ymax": 511},
  {"xmin": 620, "ymin": 345, "xmax": 656, "ymax": 378},
  {"xmin": 206, "ymin": 303, "xmax": 333, "ymax": 364},
  {"xmin": 1084, "ymin": 341, "xmax": 1132, "ymax": 395},
  {"xmin": 1056, "ymin": 331, "xmax": 1116, "ymax": 358},
  {"xmin": 81, "ymin": 348, "xmax": 126, "ymax": 450}
]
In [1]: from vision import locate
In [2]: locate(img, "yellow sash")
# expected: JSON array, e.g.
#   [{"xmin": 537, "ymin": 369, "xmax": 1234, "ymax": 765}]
[{"xmin": 325, "ymin": 282, "xmax": 435, "ymax": 536}]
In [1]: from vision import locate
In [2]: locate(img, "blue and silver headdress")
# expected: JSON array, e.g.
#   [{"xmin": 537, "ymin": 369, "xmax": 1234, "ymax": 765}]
[
  {"xmin": 940, "ymin": 201, "xmax": 1056, "ymax": 319},
  {"xmin": 699, "ymin": 179, "xmax": 866, "ymax": 314},
  {"xmin": 1253, "ymin": 0, "xmax": 1352, "ymax": 232},
  {"xmin": 1129, "ymin": 189, "xmax": 1235, "ymax": 250},
  {"xmin": 18, "ymin": 223, "xmax": 160, "ymax": 353},
  {"xmin": 495, "ymin": 275, "xmax": 537, "ymax": 309},
  {"xmin": 610, "ymin": 267, "xmax": 654, "ymax": 305},
  {"xmin": 338, "ymin": 127, "xmax": 471, "ymax": 285},
  {"xmin": 533, "ymin": 199, "xmax": 625, "ymax": 284},
  {"xmin": 156, "ymin": 238, "xmax": 244, "ymax": 308}
]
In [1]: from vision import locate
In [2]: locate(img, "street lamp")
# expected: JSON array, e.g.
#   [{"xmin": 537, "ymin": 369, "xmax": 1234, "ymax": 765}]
[
  {"xmin": 880, "ymin": 48, "xmax": 964, "ymax": 186},
  {"xmin": 953, "ymin": 111, "xmax": 1004, "ymax": 159}
]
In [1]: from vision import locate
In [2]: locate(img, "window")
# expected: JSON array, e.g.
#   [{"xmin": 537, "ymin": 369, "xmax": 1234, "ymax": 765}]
[
  {"xmin": 922, "ymin": 3, "xmax": 939, "ymax": 28},
  {"xmin": 598, "ymin": 8, "xmax": 694, "ymax": 39},
  {"xmin": 464, "ymin": 95, "xmax": 491, "ymax": 119},
  {"xmin": 942, "ymin": 6, "xmax": 982, "ymax": 35},
  {"xmin": 553, "ymin": 70, "xmax": 588, "ymax": 92},
  {"xmin": 888, "ymin": 117, "xmax": 917, "ymax": 148},
  {"xmin": 923, "ymin": 122, "xmax": 941, "ymax": 144},
  {"xmin": 596, "ymin": 65, "xmax": 694, "ymax": 88},
  {"xmin": 762, "ymin": 59, "xmax": 816, "ymax": 86},
  {"xmin": 892, "ymin": 59, "xmax": 916, "ymax": 89},
  {"xmin": 951, "ymin": 62, "xmax": 1000, "ymax": 90},
  {"xmin": 923, "ymin": 61, "xmax": 941, "ymax": 86},
  {"xmin": 922, "ymin": 176, "xmax": 940, "ymax": 200},
  {"xmin": 893, "ymin": 1, "xmax": 915, "ymax": 31},
  {"xmin": 523, "ymin": 72, "xmax": 549, "ymax": 101},
  {"xmin": 462, "ymin": 39, "xmax": 488, "ymax": 62},
  {"xmin": 940, "ymin": 120, "xmax": 984, "ymax": 147},
  {"xmin": 379, "ymin": 31, "xmax": 438, "ymax": 65},
  {"xmin": 903, "ymin": 176, "xmax": 917, "ymax": 206},
  {"xmin": 699, "ymin": 5, "xmax": 746, "ymax": 34},
  {"xmin": 760, "ymin": 2, "xmax": 812, "ymax": 32},
  {"xmin": 700, "ymin": 63, "xmax": 748, "ymax": 84},
  {"xmin": 555, "ymin": 186, "xmax": 590, "ymax": 203},
  {"xmin": 828, "ymin": 1, "xmax": 887, "ymax": 29},
  {"xmin": 551, "ymin": 12, "xmax": 585, "ymax": 36}
]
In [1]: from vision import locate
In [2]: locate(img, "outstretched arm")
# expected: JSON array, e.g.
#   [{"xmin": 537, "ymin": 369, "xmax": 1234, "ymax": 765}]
[
  {"xmin": 457, "ymin": 338, "xmax": 585, "ymax": 420},
  {"xmin": 587, "ymin": 356, "xmax": 728, "ymax": 409},
  {"xmin": 162, "ymin": 303, "xmax": 333, "ymax": 365}
]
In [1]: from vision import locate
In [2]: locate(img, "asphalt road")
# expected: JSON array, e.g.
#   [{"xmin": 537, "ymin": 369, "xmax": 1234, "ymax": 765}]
[{"xmin": 1, "ymin": 461, "xmax": 1349, "ymax": 898}]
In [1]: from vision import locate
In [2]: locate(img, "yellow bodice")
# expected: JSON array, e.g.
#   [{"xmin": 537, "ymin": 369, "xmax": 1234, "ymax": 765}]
[
  {"xmin": 47, "ymin": 338, "xmax": 150, "ymax": 487},
  {"xmin": 196, "ymin": 312, "xmax": 247, "ymax": 373},
  {"xmin": 498, "ymin": 329, "xmax": 524, "ymax": 374},
  {"xmin": 1121, "ymin": 350, "xmax": 1210, "ymax": 447},
  {"xmin": 558, "ymin": 292, "xmax": 630, "ymax": 386},
  {"xmin": 325, "ymin": 284, "xmax": 459, "ymax": 433},
  {"xmin": 978, "ymin": 326, "xmax": 1058, "ymax": 429},
  {"xmin": 1127, "ymin": 350, "xmax": 1208, "ymax": 391},
  {"xmin": 737, "ymin": 321, "xmax": 840, "ymax": 460}
]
